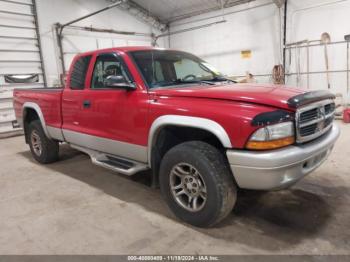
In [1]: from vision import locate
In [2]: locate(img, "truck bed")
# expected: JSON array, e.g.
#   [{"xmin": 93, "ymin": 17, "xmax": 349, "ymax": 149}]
[{"xmin": 13, "ymin": 87, "xmax": 63, "ymax": 130}]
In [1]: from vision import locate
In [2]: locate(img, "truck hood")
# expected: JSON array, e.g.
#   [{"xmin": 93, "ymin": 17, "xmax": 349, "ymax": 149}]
[{"xmin": 150, "ymin": 83, "xmax": 332, "ymax": 111}]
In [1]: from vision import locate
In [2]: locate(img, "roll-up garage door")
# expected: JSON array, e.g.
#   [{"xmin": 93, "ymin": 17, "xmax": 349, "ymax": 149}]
[{"xmin": 0, "ymin": 0, "xmax": 46, "ymax": 137}]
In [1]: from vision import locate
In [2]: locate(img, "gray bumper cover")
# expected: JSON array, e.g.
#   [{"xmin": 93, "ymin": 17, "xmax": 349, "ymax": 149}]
[{"xmin": 227, "ymin": 124, "xmax": 340, "ymax": 190}]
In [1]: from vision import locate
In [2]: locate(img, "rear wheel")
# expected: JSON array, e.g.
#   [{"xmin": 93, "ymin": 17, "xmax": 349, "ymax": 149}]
[
  {"xmin": 159, "ymin": 141, "xmax": 237, "ymax": 227},
  {"xmin": 28, "ymin": 120, "xmax": 59, "ymax": 164}
]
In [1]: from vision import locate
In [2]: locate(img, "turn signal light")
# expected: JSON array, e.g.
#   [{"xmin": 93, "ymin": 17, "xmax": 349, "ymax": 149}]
[{"xmin": 246, "ymin": 136, "xmax": 295, "ymax": 150}]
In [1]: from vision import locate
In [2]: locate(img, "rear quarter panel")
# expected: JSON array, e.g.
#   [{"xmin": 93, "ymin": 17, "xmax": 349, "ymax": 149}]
[{"xmin": 13, "ymin": 88, "xmax": 63, "ymax": 129}]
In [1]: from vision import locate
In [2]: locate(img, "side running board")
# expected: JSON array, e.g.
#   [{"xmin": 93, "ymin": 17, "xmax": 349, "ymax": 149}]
[{"xmin": 71, "ymin": 145, "xmax": 149, "ymax": 176}]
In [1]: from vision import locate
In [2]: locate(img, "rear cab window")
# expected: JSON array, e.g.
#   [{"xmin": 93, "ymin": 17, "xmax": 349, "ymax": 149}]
[{"xmin": 69, "ymin": 55, "xmax": 92, "ymax": 90}]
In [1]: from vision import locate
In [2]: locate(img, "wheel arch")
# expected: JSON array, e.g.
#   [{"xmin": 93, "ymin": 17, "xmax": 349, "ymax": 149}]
[
  {"xmin": 22, "ymin": 102, "xmax": 51, "ymax": 140},
  {"xmin": 148, "ymin": 115, "xmax": 232, "ymax": 167}
]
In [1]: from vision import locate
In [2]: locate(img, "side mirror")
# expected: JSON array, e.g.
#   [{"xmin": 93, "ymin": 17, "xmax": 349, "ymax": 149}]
[{"xmin": 105, "ymin": 75, "xmax": 136, "ymax": 90}]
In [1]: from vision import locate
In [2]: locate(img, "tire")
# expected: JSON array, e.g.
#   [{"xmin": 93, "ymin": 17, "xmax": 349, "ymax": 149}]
[
  {"xmin": 28, "ymin": 120, "xmax": 59, "ymax": 164},
  {"xmin": 159, "ymin": 141, "xmax": 237, "ymax": 227}
]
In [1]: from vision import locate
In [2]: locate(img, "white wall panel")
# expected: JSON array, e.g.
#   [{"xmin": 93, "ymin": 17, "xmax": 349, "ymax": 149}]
[
  {"xmin": 169, "ymin": 0, "xmax": 350, "ymax": 98},
  {"xmin": 0, "ymin": 0, "xmax": 44, "ymax": 135},
  {"xmin": 97, "ymin": 38, "xmax": 113, "ymax": 49},
  {"xmin": 286, "ymin": 0, "xmax": 350, "ymax": 98},
  {"xmin": 127, "ymin": 40, "xmax": 152, "ymax": 46},
  {"xmin": 112, "ymin": 39, "xmax": 128, "ymax": 47},
  {"xmin": 35, "ymin": 0, "xmax": 167, "ymax": 86},
  {"xmin": 169, "ymin": 0, "xmax": 278, "ymax": 78}
]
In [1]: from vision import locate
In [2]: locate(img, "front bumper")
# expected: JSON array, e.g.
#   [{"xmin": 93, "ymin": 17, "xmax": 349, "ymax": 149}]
[{"xmin": 226, "ymin": 124, "xmax": 340, "ymax": 190}]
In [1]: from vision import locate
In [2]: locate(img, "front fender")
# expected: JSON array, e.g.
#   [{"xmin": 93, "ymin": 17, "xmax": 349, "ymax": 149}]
[{"xmin": 147, "ymin": 115, "xmax": 232, "ymax": 167}]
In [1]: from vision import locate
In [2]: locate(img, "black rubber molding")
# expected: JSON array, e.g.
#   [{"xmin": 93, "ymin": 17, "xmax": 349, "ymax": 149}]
[
  {"xmin": 287, "ymin": 90, "xmax": 335, "ymax": 108},
  {"xmin": 251, "ymin": 110, "xmax": 294, "ymax": 127}
]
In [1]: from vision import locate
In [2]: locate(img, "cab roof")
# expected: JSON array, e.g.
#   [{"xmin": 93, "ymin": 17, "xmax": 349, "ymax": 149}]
[{"xmin": 76, "ymin": 46, "xmax": 168, "ymax": 57}]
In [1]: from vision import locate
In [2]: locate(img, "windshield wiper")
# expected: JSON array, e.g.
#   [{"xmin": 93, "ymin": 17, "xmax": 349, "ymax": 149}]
[
  {"xmin": 175, "ymin": 79, "xmax": 216, "ymax": 85},
  {"xmin": 152, "ymin": 79, "xmax": 215, "ymax": 87},
  {"xmin": 206, "ymin": 76, "xmax": 237, "ymax": 83}
]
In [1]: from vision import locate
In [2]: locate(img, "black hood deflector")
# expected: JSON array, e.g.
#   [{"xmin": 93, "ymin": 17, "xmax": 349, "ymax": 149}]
[{"xmin": 287, "ymin": 90, "xmax": 335, "ymax": 108}]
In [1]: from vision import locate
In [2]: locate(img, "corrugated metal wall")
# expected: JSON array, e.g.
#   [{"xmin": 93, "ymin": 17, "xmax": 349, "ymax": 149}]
[{"xmin": 0, "ymin": 0, "xmax": 45, "ymax": 136}]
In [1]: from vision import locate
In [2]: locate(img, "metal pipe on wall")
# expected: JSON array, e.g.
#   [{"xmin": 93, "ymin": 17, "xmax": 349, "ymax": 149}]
[
  {"xmin": 65, "ymin": 25, "xmax": 151, "ymax": 37},
  {"xmin": 347, "ymin": 41, "xmax": 349, "ymax": 97},
  {"xmin": 345, "ymin": 34, "xmax": 350, "ymax": 105},
  {"xmin": 32, "ymin": 0, "xmax": 47, "ymax": 86},
  {"xmin": 55, "ymin": 1, "xmax": 124, "ymax": 81},
  {"xmin": 156, "ymin": 20, "xmax": 227, "ymax": 39},
  {"xmin": 306, "ymin": 40, "xmax": 310, "ymax": 89},
  {"xmin": 54, "ymin": 23, "xmax": 65, "ymax": 84},
  {"xmin": 295, "ymin": 42, "xmax": 303, "ymax": 87},
  {"xmin": 59, "ymin": 1, "xmax": 123, "ymax": 30},
  {"xmin": 286, "ymin": 40, "xmax": 349, "ymax": 49},
  {"xmin": 282, "ymin": 0, "xmax": 287, "ymax": 83},
  {"xmin": 286, "ymin": 69, "xmax": 350, "ymax": 75},
  {"xmin": 170, "ymin": 2, "xmax": 273, "ymax": 27}
]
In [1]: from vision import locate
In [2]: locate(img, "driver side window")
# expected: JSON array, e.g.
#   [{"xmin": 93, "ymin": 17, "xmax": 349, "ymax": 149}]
[{"xmin": 91, "ymin": 53, "xmax": 130, "ymax": 89}]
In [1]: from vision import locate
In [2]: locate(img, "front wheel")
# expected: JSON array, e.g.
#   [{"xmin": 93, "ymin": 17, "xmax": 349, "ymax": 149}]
[
  {"xmin": 28, "ymin": 120, "xmax": 59, "ymax": 164},
  {"xmin": 159, "ymin": 141, "xmax": 237, "ymax": 227}
]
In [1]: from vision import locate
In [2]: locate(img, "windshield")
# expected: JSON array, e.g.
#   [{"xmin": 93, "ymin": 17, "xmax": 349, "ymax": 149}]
[{"xmin": 129, "ymin": 50, "xmax": 224, "ymax": 89}]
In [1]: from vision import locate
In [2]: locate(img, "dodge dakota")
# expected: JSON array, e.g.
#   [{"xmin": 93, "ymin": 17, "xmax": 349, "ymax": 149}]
[{"xmin": 13, "ymin": 47, "xmax": 340, "ymax": 227}]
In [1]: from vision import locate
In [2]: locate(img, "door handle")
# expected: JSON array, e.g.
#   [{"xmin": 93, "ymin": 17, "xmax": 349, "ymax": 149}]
[{"xmin": 83, "ymin": 100, "xmax": 91, "ymax": 108}]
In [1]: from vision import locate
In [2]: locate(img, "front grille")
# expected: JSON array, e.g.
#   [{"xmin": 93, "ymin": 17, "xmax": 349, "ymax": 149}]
[
  {"xmin": 300, "ymin": 108, "xmax": 318, "ymax": 123},
  {"xmin": 296, "ymin": 99, "xmax": 335, "ymax": 143},
  {"xmin": 325, "ymin": 103, "xmax": 335, "ymax": 114},
  {"xmin": 300, "ymin": 123, "xmax": 318, "ymax": 137}
]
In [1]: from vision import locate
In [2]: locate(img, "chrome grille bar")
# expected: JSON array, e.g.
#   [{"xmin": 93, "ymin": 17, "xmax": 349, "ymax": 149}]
[{"xmin": 296, "ymin": 99, "xmax": 335, "ymax": 143}]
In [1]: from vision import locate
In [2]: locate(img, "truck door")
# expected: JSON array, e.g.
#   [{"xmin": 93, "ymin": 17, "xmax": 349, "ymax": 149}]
[
  {"xmin": 62, "ymin": 52, "xmax": 148, "ymax": 163},
  {"xmin": 61, "ymin": 54, "xmax": 92, "ymax": 135}
]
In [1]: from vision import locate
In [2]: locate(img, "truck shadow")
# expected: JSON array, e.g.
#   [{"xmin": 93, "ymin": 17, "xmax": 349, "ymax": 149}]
[{"xmin": 18, "ymin": 145, "xmax": 345, "ymax": 251}]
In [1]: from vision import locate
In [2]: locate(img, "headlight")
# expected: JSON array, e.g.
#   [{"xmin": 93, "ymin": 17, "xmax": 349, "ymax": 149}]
[{"xmin": 246, "ymin": 121, "xmax": 295, "ymax": 150}]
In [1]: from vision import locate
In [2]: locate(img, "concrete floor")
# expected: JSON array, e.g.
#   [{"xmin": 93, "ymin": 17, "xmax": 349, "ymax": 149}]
[{"xmin": 0, "ymin": 121, "xmax": 349, "ymax": 255}]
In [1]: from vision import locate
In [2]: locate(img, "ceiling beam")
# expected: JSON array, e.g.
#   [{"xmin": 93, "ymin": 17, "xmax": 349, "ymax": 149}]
[
  {"xmin": 166, "ymin": 0, "xmax": 255, "ymax": 23},
  {"xmin": 109, "ymin": 0, "xmax": 168, "ymax": 32}
]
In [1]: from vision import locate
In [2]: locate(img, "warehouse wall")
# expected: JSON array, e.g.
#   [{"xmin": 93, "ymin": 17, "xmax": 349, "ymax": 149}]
[
  {"xmin": 169, "ymin": 0, "xmax": 350, "ymax": 99},
  {"xmin": 36, "ymin": 0, "xmax": 167, "ymax": 87},
  {"xmin": 286, "ymin": 0, "xmax": 350, "ymax": 99},
  {"xmin": 168, "ymin": 0, "xmax": 280, "ymax": 83},
  {"xmin": 0, "ymin": 0, "xmax": 43, "ymax": 135},
  {"xmin": 1, "ymin": 0, "xmax": 166, "ymax": 135}
]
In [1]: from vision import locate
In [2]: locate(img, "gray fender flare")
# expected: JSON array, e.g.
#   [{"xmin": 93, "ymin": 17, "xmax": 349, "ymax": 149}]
[
  {"xmin": 22, "ymin": 102, "xmax": 51, "ymax": 139},
  {"xmin": 147, "ymin": 115, "xmax": 232, "ymax": 167}
]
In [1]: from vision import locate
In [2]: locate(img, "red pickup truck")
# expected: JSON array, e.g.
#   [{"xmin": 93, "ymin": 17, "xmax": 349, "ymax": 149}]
[{"xmin": 14, "ymin": 46, "xmax": 340, "ymax": 227}]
